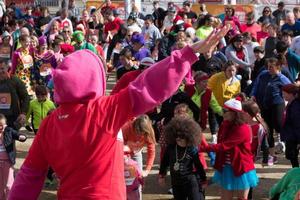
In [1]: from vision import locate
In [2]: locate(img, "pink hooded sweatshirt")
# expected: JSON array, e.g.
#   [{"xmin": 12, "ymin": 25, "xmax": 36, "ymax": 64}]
[{"xmin": 9, "ymin": 47, "xmax": 198, "ymax": 200}]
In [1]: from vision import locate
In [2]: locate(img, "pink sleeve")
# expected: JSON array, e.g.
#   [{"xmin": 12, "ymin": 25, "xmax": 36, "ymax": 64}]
[
  {"xmin": 11, "ymin": 51, "xmax": 18, "ymax": 74},
  {"xmin": 128, "ymin": 46, "xmax": 198, "ymax": 116},
  {"xmin": 8, "ymin": 165, "xmax": 47, "ymax": 200},
  {"xmin": 145, "ymin": 142, "xmax": 155, "ymax": 171}
]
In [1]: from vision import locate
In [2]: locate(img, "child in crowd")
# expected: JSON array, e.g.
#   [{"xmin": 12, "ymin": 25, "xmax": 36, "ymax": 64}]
[
  {"xmin": 122, "ymin": 115, "xmax": 156, "ymax": 200},
  {"xmin": 159, "ymin": 116, "xmax": 206, "ymax": 200},
  {"xmin": 11, "ymin": 35, "xmax": 35, "ymax": 95},
  {"xmin": 26, "ymin": 85, "xmax": 56, "ymax": 134},
  {"xmin": 117, "ymin": 48, "xmax": 138, "ymax": 80},
  {"xmin": 124, "ymin": 149, "xmax": 143, "ymax": 200},
  {"xmin": 242, "ymin": 100, "xmax": 269, "ymax": 164},
  {"xmin": 201, "ymin": 97, "xmax": 259, "ymax": 200},
  {"xmin": 0, "ymin": 114, "xmax": 27, "ymax": 199},
  {"xmin": 122, "ymin": 115, "xmax": 156, "ymax": 177},
  {"xmin": 242, "ymin": 99, "xmax": 269, "ymax": 200},
  {"xmin": 89, "ymin": 34, "xmax": 105, "ymax": 59},
  {"xmin": 171, "ymin": 103, "xmax": 210, "ymax": 169}
]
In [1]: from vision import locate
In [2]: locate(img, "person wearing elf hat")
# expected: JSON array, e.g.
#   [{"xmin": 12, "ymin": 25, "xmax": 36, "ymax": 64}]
[
  {"xmin": 72, "ymin": 30, "xmax": 97, "ymax": 54},
  {"xmin": 8, "ymin": 25, "xmax": 230, "ymax": 200},
  {"xmin": 201, "ymin": 97, "xmax": 259, "ymax": 200}
]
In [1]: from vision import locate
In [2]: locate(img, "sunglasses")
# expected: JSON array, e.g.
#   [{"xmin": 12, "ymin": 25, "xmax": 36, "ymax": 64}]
[
  {"xmin": 175, "ymin": 133, "xmax": 185, "ymax": 139},
  {"xmin": 264, "ymin": 10, "xmax": 271, "ymax": 13}
]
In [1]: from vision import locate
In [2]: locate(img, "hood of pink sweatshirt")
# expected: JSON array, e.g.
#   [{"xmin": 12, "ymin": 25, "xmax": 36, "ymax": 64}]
[{"xmin": 53, "ymin": 49, "xmax": 106, "ymax": 104}]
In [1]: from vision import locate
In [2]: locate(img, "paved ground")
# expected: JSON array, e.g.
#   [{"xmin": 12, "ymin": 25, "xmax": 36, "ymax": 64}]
[{"xmin": 14, "ymin": 73, "xmax": 293, "ymax": 199}]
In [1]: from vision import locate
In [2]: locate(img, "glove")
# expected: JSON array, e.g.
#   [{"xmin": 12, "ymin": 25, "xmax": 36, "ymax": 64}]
[{"xmin": 208, "ymin": 152, "xmax": 216, "ymax": 167}]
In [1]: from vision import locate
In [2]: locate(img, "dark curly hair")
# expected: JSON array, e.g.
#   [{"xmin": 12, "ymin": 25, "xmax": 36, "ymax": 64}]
[{"xmin": 164, "ymin": 116, "xmax": 201, "ymax": 146}]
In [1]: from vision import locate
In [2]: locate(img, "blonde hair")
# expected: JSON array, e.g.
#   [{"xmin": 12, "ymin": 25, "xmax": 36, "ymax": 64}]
[{"xmin": 133, "ymin": 115, "xmax": 156, "ymax": 144}]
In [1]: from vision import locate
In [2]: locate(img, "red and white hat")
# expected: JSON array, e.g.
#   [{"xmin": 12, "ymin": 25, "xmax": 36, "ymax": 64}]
[
  {"xmin": 224, "ymin": 97, "xmax": 242, "ymax": 112},
  {"xmin": 140, "ymin": 57, "xmax": 155, "ymax": 67}
]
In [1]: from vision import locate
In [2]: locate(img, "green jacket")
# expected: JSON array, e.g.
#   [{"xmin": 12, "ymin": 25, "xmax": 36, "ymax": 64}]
[
  {"xmin": 191, "ymin": 87, "xmax": 223, "ymax": 116},
  {"xmin": 74, "ymin": 42, "xmax": 97, "ymax": 54},
  {"xmin": 26, "ymin": 99, "xmax": 56, "ymax": 130},
  {"xmin": 270, "ymin": 168, "xmax": 300, "ymax": 200}
]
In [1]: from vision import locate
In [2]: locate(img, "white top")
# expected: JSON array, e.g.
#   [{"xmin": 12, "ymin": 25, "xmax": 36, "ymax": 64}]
[{"xmin": 291, "ymin": 35, "xmax": 300, "ymax": 56}]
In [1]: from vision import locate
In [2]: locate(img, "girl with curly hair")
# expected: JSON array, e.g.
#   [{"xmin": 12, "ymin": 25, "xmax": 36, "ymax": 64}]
[{"xmin": 158, "ymin": 115, "xmax": 206, "ymax": 200}]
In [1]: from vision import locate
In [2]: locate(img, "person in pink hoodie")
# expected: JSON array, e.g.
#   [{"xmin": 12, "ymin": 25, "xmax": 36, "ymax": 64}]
[{"xmin": 8, "ymin": 26, "xmax": 230, "ymax": 200}]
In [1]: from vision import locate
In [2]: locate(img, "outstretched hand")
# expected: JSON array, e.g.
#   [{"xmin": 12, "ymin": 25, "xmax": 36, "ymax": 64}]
[{"xmin": 191, "ymin": 24, "xmax": 230, "ymax": 54}]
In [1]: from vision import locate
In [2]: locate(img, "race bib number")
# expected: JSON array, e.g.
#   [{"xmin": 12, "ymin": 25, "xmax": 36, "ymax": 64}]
[
  {"xmin": 0, "ymin": 93, "xmax": 11, "ymax": 109},
  {"xmin": 0, "ymin": 46, "xmax": 10, "ymax": 59},
  {"xmin": 40, "ymin": 63, "xmax": 52, "ymax": 76},
  {"xmin": 21, "ymin": 54, "xmax": 33, "ymax": 69}
]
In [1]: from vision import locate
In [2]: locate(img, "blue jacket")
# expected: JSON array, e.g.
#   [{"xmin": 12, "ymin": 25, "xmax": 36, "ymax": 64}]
[
  {"xmin": 281, "ymin": 99, "xmax": 300, "ymax": 143},
  {"xmin": 286, "ymin": 49, "xmax": 300, "ymax": 81},
  {"xmin": 251, "ymin": 70, "xmax": 291, "ymax": 109}
]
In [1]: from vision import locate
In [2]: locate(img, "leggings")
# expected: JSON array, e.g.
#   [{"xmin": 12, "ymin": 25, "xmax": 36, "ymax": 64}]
[
  {"xmin": 172, "ymin": 176, "xmax": 204, "ymax": 200},
  {"xmin": 261, "ymin": 104, "xmax": 285, "ymax": 148}
]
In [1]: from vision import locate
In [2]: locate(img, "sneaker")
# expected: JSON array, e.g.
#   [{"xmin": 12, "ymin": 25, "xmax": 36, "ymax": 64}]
[
  {"xmin": 262, "ymin": 156, "xmax": 274, "ymax": 167},
  {"xmin": 168, "ymin": 188, "xmax": 173, "ymax": 194}
]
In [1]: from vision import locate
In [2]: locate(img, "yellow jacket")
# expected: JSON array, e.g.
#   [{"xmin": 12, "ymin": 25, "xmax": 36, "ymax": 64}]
[{"xmin": 207, "ymin": 72, "xmax": 241, "ymax": 106}]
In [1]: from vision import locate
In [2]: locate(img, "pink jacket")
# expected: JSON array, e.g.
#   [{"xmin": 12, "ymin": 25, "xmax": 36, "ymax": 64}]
[{"xmin": 9, "ymin": 47, "xmax": 198, "ymax": 200}]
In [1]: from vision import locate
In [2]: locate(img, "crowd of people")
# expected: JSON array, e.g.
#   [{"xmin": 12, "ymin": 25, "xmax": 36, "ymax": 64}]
[{"xmin": 0, "ymin": 0, "xmax": 299, "ymax": 199}]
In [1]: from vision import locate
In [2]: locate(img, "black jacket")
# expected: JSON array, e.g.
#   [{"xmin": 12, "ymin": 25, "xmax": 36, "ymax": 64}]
[
  {"xmin": 154, "ymin": 90, "xmax": 200, "ymax": 125},
  {"xmin": 3, "ymin": 127, "xmax": 27, "ymax": 165}
]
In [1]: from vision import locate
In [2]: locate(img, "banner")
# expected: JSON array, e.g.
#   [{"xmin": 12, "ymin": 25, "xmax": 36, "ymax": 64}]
[
  {"xmin": 5, "ymin": 0, "xmax": 34, "ymax": 8},
  {"xmin": 192, "ymin": 4, "xmax": 254, "ymax": 23}
]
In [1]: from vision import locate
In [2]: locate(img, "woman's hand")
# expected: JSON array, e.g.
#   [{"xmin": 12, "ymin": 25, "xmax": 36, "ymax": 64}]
[{"xmin": 190, "ymin": 24, "xmax": 230, "ymax": 54}]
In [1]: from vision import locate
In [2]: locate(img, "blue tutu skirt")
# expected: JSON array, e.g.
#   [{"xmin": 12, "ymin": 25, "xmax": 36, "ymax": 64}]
[{"xmin": 212, "ymin": 165, "xmax": 259, "ymax": 190}]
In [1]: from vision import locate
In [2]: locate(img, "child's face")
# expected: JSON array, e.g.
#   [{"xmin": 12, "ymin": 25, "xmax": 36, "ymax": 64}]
[
  {"xmin": 0, "ymin": 119, "xmax": 6, "ymax": 132},
  {"xmin": 283, "ymin": 91, "xmax": 295, "ymax": 102},
  {"xmin": 176, "ymin": 135, "xmax": 187, "ymax": 147},
  {"xmin": 254, "ymin": 51, "xmax": 264, "ymax": 60},
  {"xmin": 37, "ymin": 94, "xmax": 47, "ymax": 102},
  {"xmin": 21, "ymin": 37, "xmax": 31, "ymax": 49},
  {"xmin": 197, "ymin": 80, "xmax": 208, "ymax": 91},
  {"xmin": 174, "ymin": 109, "xmax": 188, "ymax": 117}
]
